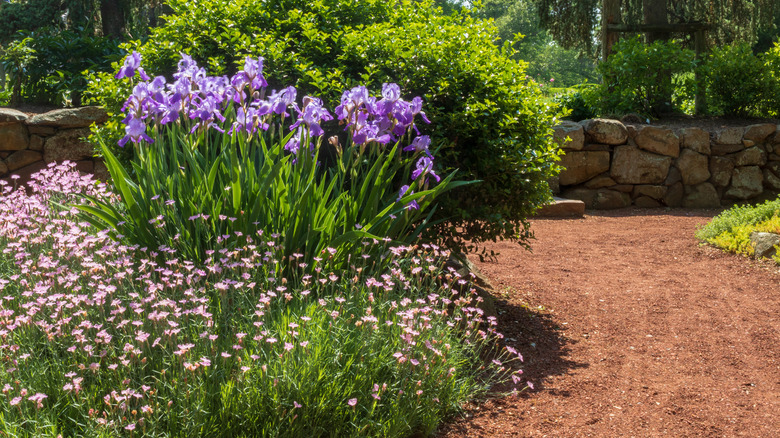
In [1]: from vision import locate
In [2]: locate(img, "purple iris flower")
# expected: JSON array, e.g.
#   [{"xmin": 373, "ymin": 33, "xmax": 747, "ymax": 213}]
[
  {"xmin": 115, "ymin": 51, "xmax": 150, "ymax": 81},
  {"xmin": 267, "ymin": 86, "xmax": 297, "ymax": 115},
  {"xmin": 118, "ymin": 117, "xmax": 153, "ymax": 147},
  {"xmin": 411, "ymin": 156, "xmax": 440, "ymax": 183},
  {"xmin": 290, "ymin": 96, "xmax": 332, "ymax": 137},
  {"xmin": 403, "ymin": 135, "xmax": 432, "ymax": 156},
  {"xmin": 242, "ymin": 56, "xmax": 268, "ymax": 91},
  {"xmin": 397, "ymin": 185, "xmax": 419, "ymax": 210}
]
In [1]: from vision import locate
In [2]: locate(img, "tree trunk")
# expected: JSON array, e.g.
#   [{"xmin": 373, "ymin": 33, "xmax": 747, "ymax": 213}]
[{"xmin": 101, "ymin": 0, "xmax": 126, "ymax": 38}]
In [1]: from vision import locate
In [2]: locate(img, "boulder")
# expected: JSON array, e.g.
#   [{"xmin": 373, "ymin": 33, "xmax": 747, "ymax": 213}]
[
  {"xmin": 29, "ymin": 135, "xmax": 44, "ymax": 152},
  {"xmin": 711, "ymin": 143, "xmax": 744, "ymax": 155},
  {"xmin": 679, "ymin": 127, "xmax": 711, "ymax": 154},
  {"xmin": 0, "ymin": 108, "xmax": 28, "ymax": 124},
  {"xmin": 0, "ymin": 124, "xmax": 29, "ymax": 151},
  {"xmin": 558, "ymin": 151, "xmax": 611, "ymax": 186},
  {"xmin": 561, "ymin": 187, "xmax": 598, "ymax": 208},
  {"xmin": 709, "ymin": 156, "xmax": 734, "ymax": 187},
  {"xmin": 725, "ymin": 166, "xmax": 764, "ymax": 200},
  {"xmin": 732, "ymin": 146, "xmax": 767, "ymax": 167},
  {"xmin": 547, "ymin": 176, "xmax": 560, "ymax": 195},
  {"xmin": 4, "ymin": 150, "xmax": 43, "ymax": 172},
  {"xmin": 750, "ymin": 232, "xmax": 780, "ymax": 259},
  {"xmin": 713, "ymin": 127, "xmax": 744, "ymax": 145},
  {"xmin": 2, "ymin": 161, "xmax": 47, "ymax": 185},
  {"xmin": 682, "ymin": 182, "xmax": 720, "ymax": 208},
  {"xmin": 580, "ymin": 118, "xmax": 628, "ymax": 145},
  {"xmin": 534, "ymin": 197, "xmax": 585, "ymax": 217},
  {"xmin": 664, "ymin": 166, "xmax": 682, "ymax": 185},
  {"xmin": 584, "ymin": 173, "xmax": 617, "ymax": 189},
  {"xmin": 743, "ymin": 123, "xmax": 776, "ymax": 143},
  {"xmin": 767, "ymin": 161, "xmax": 780, "ymax": 177},
  {"xmin": 663, "ymin": 182, "xmax": 684, "ymax": 207},
  {"xmin": 675, "ymin": 149, "xmax": 710, "ymax": 185},
  {"xmin": 26, "ymin": 106, "xmax": 108, "ymax": 129},
  {"xmin": 553, "ymin": 121, "xmax": 585, "ymax": 151},
  {"xmin": 0, "ymin": 161, "xmax": 7, "ymax": 176},
  {"xmin": 610, "ymin": 145, "xmax": 672, "ymax": 184},
  {"xmin": 93, "ymin": 159, "xmax": 110, "ymax": 181},
  {"xmin": 43, "ymin": 128, "xmax": 94, "ymax": 162},
  {"xmin": 762, "ymin": 168, "xmax": 780, "ymax": 191},
  {"xmin": 634, "ymin": 125, "xmax": 680, "ymax": 157},
  {"xmin": 634, "ymin": 196, "xmax": 662, "ymax": 208},
  {"xmin": 27, "ymin": 125, "xmax": 56, "ymax": 136},
  {"xmin": 632, "ymin": 185, "xmax": 667, "ymax": 200},
  {"xmin": 593, "ymin": 189, "xmax": 631, "ymax": 209},
  {"xmin": 582, "ymin": 143, "xmax": 610, "ymax": 151}
]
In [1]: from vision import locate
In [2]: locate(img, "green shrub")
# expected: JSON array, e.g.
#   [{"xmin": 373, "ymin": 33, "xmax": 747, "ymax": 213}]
[
  {"xmin": 593, "ymin": 36, "xmax": 697, "ymax": 117},
  {"xmin": 703, "ymin": 43, "xmax": 778, "ymax": 117},
  {"xmin": 1, "ymin": 27, "xmax": 121, "ymax": 106},
  {"xmin": 552, "ymin": 84, "xmax": 598, "ymax": 122},
  {"xmin": 696, "ymin": 197, "xmax": 780, "ymax": 243},
  {"xmin": 84, "ymin": 0, "xmax": 562, "ymax": 254}
]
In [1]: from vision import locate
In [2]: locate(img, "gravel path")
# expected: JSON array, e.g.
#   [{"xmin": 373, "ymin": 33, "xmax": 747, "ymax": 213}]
[{"xmin": 438, "ymin": 208, "xmax": 780, "ymax": 437}]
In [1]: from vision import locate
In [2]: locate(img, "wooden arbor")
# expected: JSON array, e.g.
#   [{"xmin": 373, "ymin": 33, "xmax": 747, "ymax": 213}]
[{"xmin": 601, "ymin": 3, "xmax": 711, "ymax": 114}]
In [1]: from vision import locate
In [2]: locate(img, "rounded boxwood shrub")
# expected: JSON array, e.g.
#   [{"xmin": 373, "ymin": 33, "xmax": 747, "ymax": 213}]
[{"xmin": 85, "ymin": 0, "xmax": 561, "ymax": 253}]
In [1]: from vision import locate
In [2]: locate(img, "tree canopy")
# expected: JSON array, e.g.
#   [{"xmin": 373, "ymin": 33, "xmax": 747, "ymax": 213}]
[{"xmin": 535, "ymin": 0, "xmax": 779, "ymax": 57}]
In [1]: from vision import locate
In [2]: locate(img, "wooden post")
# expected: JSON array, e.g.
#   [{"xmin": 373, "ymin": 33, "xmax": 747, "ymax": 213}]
[
  {"xmin": 694, "ymin": 29, "xmax": 706, "ymax": 115},
  {"xmin": 602, "ymin": 0, "xmax": 621, "ymax": 63}
]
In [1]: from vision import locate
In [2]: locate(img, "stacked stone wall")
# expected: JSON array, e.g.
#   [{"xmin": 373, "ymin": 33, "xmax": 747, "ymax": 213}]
[
  {"xmin": 0, "ymin": 107, "xmax": 110, "ymax": 183},
  {"xmin": 553, "ymin": 119, "xmax": 780, "ymax": 209}
]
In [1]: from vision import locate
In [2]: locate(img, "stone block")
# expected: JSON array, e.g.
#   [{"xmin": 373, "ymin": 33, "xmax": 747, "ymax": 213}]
[
  {"xmin": 0, "ymin": 108, "xmax": 28, "ymax": 124},
  {"xmin": 610, "ymin": 145, "xmax": 672, "ymax": 184},
  {"xmin": 632, "ymin": 185, "xmax": 667, "ymax": 200},
  {"xmin": 583, "ymin": 173, "xmax": 616, "ymax": 189},
  {"xmin": 683, "ymin": 182, "xmax": 720, "ymax": 208},
  {"xmin": 29, "ymin": 135, "xmax": 44, "ymax": 152},
  {"xmin": 732, "ymin": 146, "xmax": 767, "ymax": 167},
  {"xmin": 709, "ymin": 156, "xmax": 734, "ymax": 187},
  {"xmin": 534, "ymin": 197, "xmax": 585, "ymax": 217},
  {"xmin": 553, "ymin": 121, "xmax": 585, "ymax": 151},
  {"xmin": 582, "ymin": 143, "xmax": 611, "ymax": 151},
  {"xmin": 558, "ymin": 150, "xmax": 611, "ymax": 186},
  {"xmin": 580, "ymin": 118, "xmax": 628, "ymax": 145},
  {"xmin": 750, "ymin": 232, "xmax": 780, "ymax": 259},
  {"xmin": 663, "ymin": 182, "xmax": 684, "ymax": 207},
  {"xmin": 743, "ymin": 123, "xmax": 776, "ymax": 143},
  {"xmin": 43, "ymin": 128, "xmax": 95, "ymax": 162},
  {"xmin": 561, "ymin": 188, "xmax": 598, "ymax": 209},
  {"xmin": 26, "ymin": 106, "xmax": 108, "ymax": 128},
  {"xmin": 763, "ymin": 168, "xmax": 780, "ymax": 191},
  {"xmin": 676, "ymin": 149, "xmax": 710, "ymax": 185},
  {"xmin": 593, "ymin": 189, "xmax": 631, "ymax": 210},
  {"xmin": 665, "ymin": 166, "xmax": 682, "ymax": 185},
  {"xmin": 5, "ymin": 150, "xmax": 43, "ymax": 172},
  {"xmin": 27, "ymin": 125, "xmax": 56, "ymax": 136},
  {"xmin": 0, "ymin": 124, "xmax": 29, "ymax": 151},
  {"xmin": 711, "ymin": 143, "xmax": 744, "ymax": 155},
  {"xmin": 725, "ymin": 166, "xmax": 764, "ymax": 200},
  {"xmin": 714, "ymin": 127, "xmax": 744, "ymax": 145},
  {"xmin": 679, "ymin": 127, "xmax": 711, "ymax": 154},
  {"xmin": 634, "ymin": 125, "xmax": 680, "ymax": 157},
  {"xmin": 634, "ymin": 196, "xmax": 662, "ymax": 208}
]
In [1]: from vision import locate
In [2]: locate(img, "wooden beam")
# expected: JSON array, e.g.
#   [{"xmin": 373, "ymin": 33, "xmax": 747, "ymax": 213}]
[{"xmin": 607, "ymin": 23, "xmax": 711, "ymax": 33}]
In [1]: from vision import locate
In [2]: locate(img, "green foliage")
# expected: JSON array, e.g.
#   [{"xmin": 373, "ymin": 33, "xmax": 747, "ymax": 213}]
[
  {"xmin": 696, "ymin": 197, "xmax": 780, "ymax": 244},
  {"xmin": 551, "ymin": 84, "xmax": 597, "ymax": 121},
  {"xmin": 592, "ymin": 36, "xmax": 697, "ymax": 117},
  {"xmin": 703, "ymin": 43, "xmax": 779, "ymax": 117},
  {"xmin": 476, "ymin": 0, "xmax": 599, "ymax": 87},
  {"xmin": 1, "ymin": 28, "xmax": 121, "ymax": 106},
  {"xmin": 84, "ymin": 0, "xmax": 562, "ymax": 254}
]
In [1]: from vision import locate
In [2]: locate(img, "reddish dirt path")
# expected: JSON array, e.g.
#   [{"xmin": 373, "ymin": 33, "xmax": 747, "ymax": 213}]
[{"xmin": 438, "ymin": 209, "xmax": 780, "ymax": 437}]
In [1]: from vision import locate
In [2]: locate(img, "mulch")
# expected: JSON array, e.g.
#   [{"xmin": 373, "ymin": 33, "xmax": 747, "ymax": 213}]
[{"xmin": 437, "ymin": 208, "xmax": 779, "ymax": 437}]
